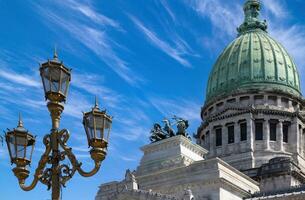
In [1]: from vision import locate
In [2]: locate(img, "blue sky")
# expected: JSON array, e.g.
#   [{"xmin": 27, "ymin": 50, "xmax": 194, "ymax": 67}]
[{"xmin": 0, "ymin": 0, "xmax": 305, "ymax": 199}]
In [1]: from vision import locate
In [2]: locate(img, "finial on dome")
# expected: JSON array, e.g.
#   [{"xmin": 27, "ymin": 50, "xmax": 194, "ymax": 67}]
[{"xmin": 237, "ymin": 0, "xmax": 267, "ymax": 35}]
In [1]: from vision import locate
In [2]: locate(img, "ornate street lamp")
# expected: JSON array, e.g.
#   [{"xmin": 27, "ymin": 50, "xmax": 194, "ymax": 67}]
[
  {"xmin": 5, "ymin": 51, "xmax": 112, "ymax": 200},
  {"xmin": 5, "ymin": 114, "xmax": 35, "ymax": 180},
  {"xmin": 83, "ymin": 98, "xmax": 112, "ymax": 162},
  {"xmin": 40, "ymin": 51, "xmax": 71, "ymax": 103}
]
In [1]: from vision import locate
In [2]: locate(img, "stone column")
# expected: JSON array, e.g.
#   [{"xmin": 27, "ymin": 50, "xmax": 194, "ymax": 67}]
[
  {"xmin": 302, "ymin": 127, "xmax": 305, "ymax": 157},
  {"xmin": 249, "ymin": 95, "xmax": 254, "ymax": 105},
  {"xmin": 288, "ymin": 100, "xmax": 293, "ymax": 111},
  {"xmin": 249, "ymin": 113, "xmax": 254, "ymax": 151},
  {"xmin": 223, "ymin": 125, "xmax": 228, "ymax": 156},
  {"xmin": 209, "ymin": 127, "xmax": 215, "ymax": 157},
  {"xmin": 277, "ymin": 97, "xmax": 281, "ymax": 107},
  {"xmin": 298, "ymin": 125, "xmax": 303, "ymax": 155},
  {"xmin": 277, "ymin": 120, "xmax": 284, "ymax": 151},
  {"xmin": 235, "ymin": 123, "xmax": 240, "ymax": 153},
  {"xmin": 206, "ymin": 130, "xmax": 210, "ymax": 150},
  {"xmin": 290, "ymin": 118, "xmax": 299, "ymax": 154},
  {"xmin": 264, "ymin": 119, "xmax": 270, "ymax": 150}
]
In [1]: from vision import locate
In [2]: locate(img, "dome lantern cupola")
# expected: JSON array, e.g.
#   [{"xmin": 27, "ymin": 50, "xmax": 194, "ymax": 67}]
[{"xmin": 237, "ymin": 0, "xmax": 267, "ymax": 35}]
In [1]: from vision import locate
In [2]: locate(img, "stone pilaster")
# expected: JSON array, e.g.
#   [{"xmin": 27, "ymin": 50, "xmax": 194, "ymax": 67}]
[
  {"xmin": 235, "ymin": 123, "xmax": 240, "ymax": 153},
  {"xmin": 223, "ymin": 125, "xmax": 228, "ymax": 155},
  {"xmin": 209, "ymin": 128, "xmax": 215, "ymax": 157},
  {"xmin": 277, "ymin": 120, "xmax": 284, "ymax": 151},
  {"xmin": 249, "ymin": 114, "xmax": 254, "ymax": 151},
  {"xmin": 264, "ymin": 119, "xmax": 270, "ymax": 150},
  {"xmin": 290, "ymin": 118, "xmax": 299, "ymax": 154},
  {"xmin": 300, "ymin": 127, "xmax": 304, "ymax": 156},
  {"xmin": 277, "ymin": 97, "xmax": 281, "ymax": 107},
  {"xmin": 299, "ymin": 125, "xmax": 302, "ymax": 154},
  {"xmin": 288, "ymin": 100, "xmax": 293, "ymax": 110}
]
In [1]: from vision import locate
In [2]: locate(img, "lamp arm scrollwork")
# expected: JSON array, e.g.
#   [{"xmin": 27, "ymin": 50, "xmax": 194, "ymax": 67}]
[
  {"xmin": 58, "ymin": 129, "xmax": 101, "ymax": 178},
  {"xmin": 19, "ymin": 134, "xmax": 52, "ymax": 191}
]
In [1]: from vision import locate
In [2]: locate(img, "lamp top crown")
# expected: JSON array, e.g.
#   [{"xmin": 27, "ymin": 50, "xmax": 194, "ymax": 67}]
[{"xmin": 13, "ymin": 113, "xmax": 29, "ymax": 134}]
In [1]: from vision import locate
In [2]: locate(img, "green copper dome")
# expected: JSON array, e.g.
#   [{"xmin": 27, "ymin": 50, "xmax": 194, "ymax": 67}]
[{"xmin": 206, "ymin": 0, "xmax": 301, "ymax": 104}]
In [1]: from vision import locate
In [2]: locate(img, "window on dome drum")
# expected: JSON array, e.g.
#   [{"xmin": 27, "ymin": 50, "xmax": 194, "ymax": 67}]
[
  {"xmin": 228, "ymin": 125, "xmax": 234, "ymax": 144},
  {"xmin": 281, "ymin": 98, "xmax": 289, "ymax": 108},
  {"xmin": 216, "ymin": 128, "xmax": 222, "ymax": 147},
  {"xmin": 255, "ymin": 121, "xmax": 263, "ymax": 140},
  {"xmin": 268, "ymin": 96, "xmax": 277, "ymax": 106},
  {"xmin": 227, "ymin": 98, "xmax": 236, "ymax": 103},
  {"xmin": 254, "ymin": 95, "xmax": 264, "ymax": 105},
  {"xmin": 240, "ymin": 96, "xmax": 250, "ymax": 105},
  {"xmin": 283, "ymin": 123, "xmax": 289, "ymax": 143},
  {"xmin": 240, "ymin": 122, "xmax": 247, "ymax": 141},
  {"xmin": 269, "ymin": 122, "xmax": 277, "ymax": 141}
]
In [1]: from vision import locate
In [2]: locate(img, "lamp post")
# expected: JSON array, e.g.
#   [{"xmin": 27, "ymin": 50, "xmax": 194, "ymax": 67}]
[{"xmin": 5, "ymin": 51, "xmax": 112, "ymax": 200}]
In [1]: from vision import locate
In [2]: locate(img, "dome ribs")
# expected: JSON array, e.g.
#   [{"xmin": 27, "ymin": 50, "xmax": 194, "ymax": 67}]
[
  {"xmin": 254, "ymin": 32, "xmax": 264, "ymax": 81},
  {"xmin": 226, "ymin": 37, "xmax": 241, "ymax": 92},
  {"xmin": 262, "ymin": 33, "xmax": 277, "ymax": 82}
]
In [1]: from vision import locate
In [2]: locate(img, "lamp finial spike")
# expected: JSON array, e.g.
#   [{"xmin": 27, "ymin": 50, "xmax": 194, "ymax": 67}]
[
  {"xmin": 18, "ymin": 113, "xmax": 23, "ymax": 128},
  {"xmin": 94, "ymin": 96, "xmax": 99, "ymax": 109},
  {"xmin": 53, "ymin": 45, "xmax": 58, "ymax": 60}
]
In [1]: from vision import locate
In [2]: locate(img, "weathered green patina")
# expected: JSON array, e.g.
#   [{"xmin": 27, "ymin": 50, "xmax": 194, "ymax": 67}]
[{"xmin": 205, "ymin": 0, "xmax": 301, "ymax": 104}]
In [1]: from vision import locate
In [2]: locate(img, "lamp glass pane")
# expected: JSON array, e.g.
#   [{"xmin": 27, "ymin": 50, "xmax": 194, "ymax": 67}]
[
  {"xmin": 104, "ymin": 119, "xmax": 112, "ymax": 142},
  {"xmin": 8, "ymin": 135, "xmax": 16, "ymax": 159},
  {"xmin": 95, "ymin": 115, "xmax": 105, "ymax": 140},
  {"xmin": 84, "ymin": 114, "xmax": 95, "ymax": 141},
  {"xmin": 42, "ymin": 68, "xmax": 51, "ymax": 93},
  {"xmin": 60, "ymin": 70, "xmax": 70, "ymax": 96},
  {"xmin": 16, "ymin": 134, "xmax": 28, "ymax": 159},
  {"xmin": 25, "ymin": 144, "xmax": 34, "ymax": 161},
  {"xmin": 42, "ymin": 67, "xmax": 61, "ymax": 93}
]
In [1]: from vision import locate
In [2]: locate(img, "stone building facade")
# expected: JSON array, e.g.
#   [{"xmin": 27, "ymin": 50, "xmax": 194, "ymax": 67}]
[{"xmin": 95, "ymin": 0, "xmax": 305, "ymax": 199}]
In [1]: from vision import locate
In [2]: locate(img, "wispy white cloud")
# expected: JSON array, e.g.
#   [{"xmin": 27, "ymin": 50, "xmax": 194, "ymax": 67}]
[
  {"xmin": 119, "ymin": 155, "xmax": 138, "ymax": 162},
  {"xmin": 0, "ymin": 69, "xmax": 40, "ymax": 88},
  {"xmin": 22, "ymin": 99, "xmax": 45, "ymax": 109},
  {"xmin": 66, "ymin": 0, "xmax": 120, "ymax": 29},
  {"xmin": 0, "ymin": 148, "xmax": 6, "ymax": 159},
  {"xmin": 71, "ymin": 146, "xmax": 90, "ymax": 152},
  {"xmin": 149, "ymin": 97, "xmax": 201, "ymax": 122},
  {"xmin": 262, "ymin": 0, "xmax": 288, "ymax": 18},
  {"xmin": 129, "ymin": 15, "xmax": 192, "ymax": 68},
  {"xmin": 159, "ymin": 0, "xmax": 177, "ymax": 23},
  {"xmin": 0, "ymin": 81, "xmax": 26, "ymax": 94},
  {"xmin": 112, "ymin": 106, "xmax": 152, "ymax": 141},
  {"xmin": 187, "ymin": 0, "xmax": 243, "ymax": 37},
  {"xmin": 72, "ymin": 72, "xmax": 122, "ymax": 108},
  {"xmin": 112, "ymin": 126, "xmax": 149, "ymax": 142},
  {"xmin": 33, "ymin": 2, "xmax": 142, "ymax": 86},
  {"xmin": 64, "ymin": 91, "xmax": 92, "ymax": 119}
]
